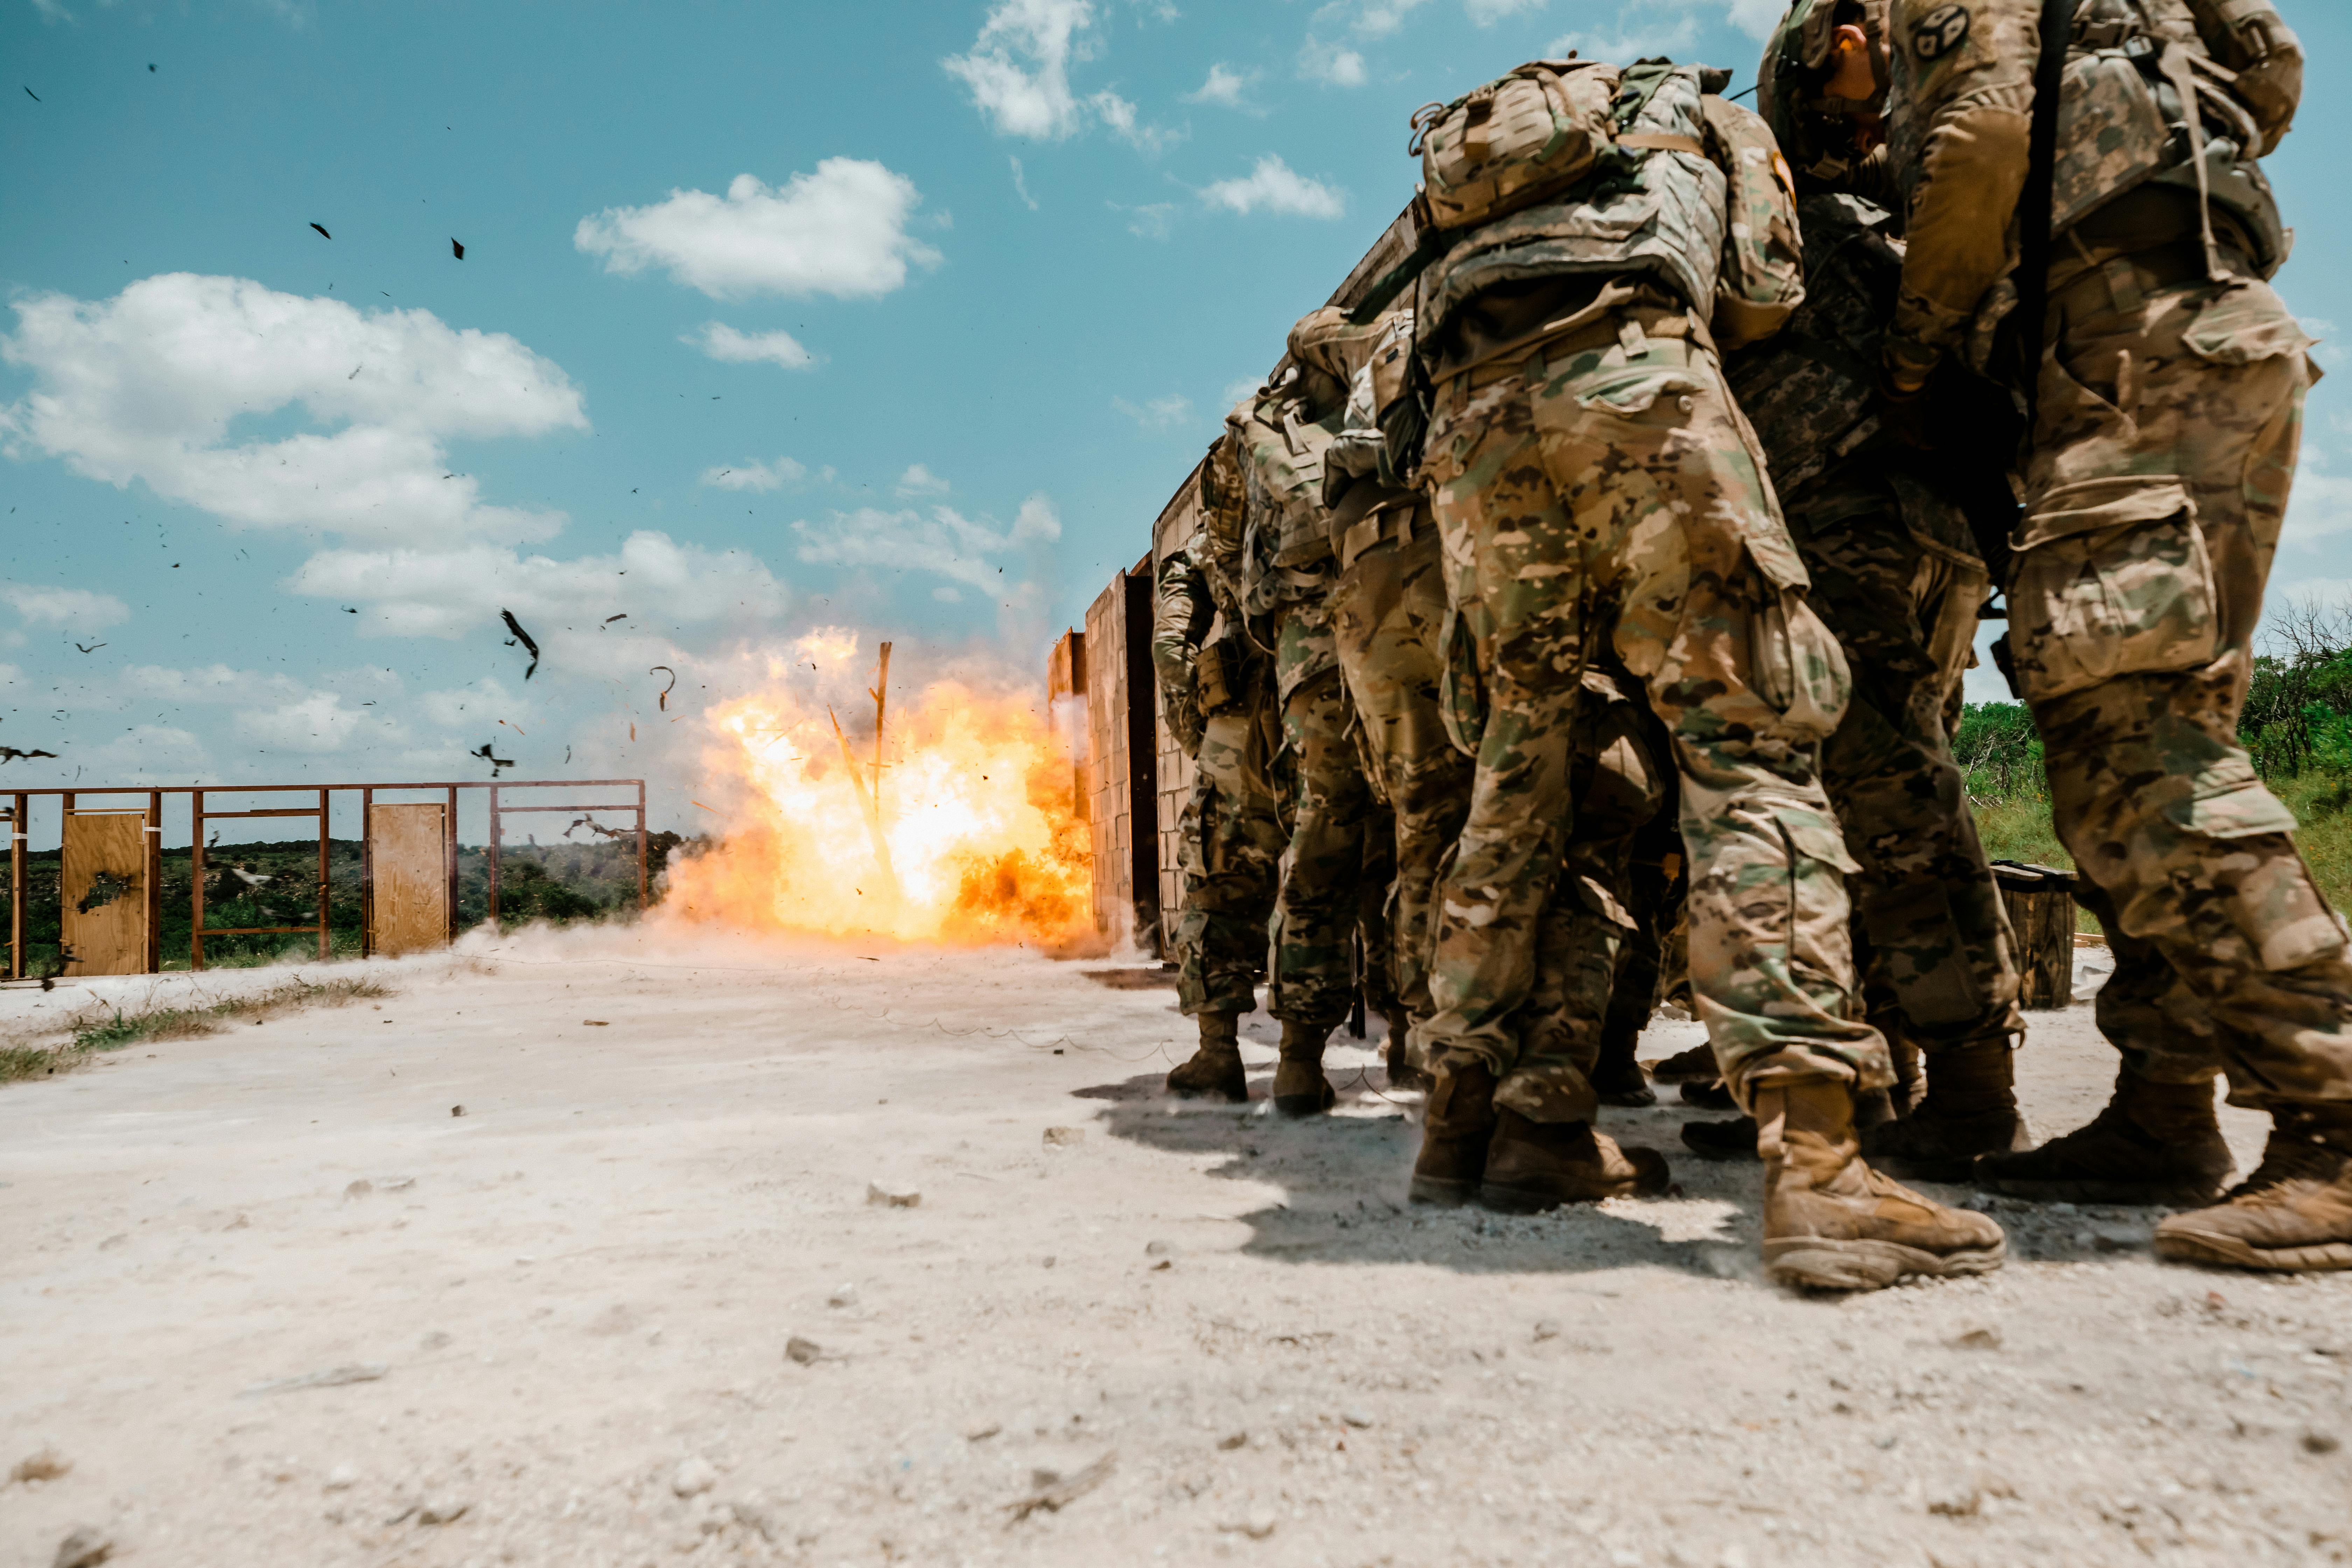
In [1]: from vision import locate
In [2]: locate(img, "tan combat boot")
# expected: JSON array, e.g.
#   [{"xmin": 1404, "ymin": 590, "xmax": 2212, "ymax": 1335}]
[
  {"xmin": 1166, "ymin": 1011, "xmax": 1247, "ymax": 1103},
  {"xmin": 1863, "ymin": 1036, "xmax": 2031, "ymax": 1182},
  {"xmin": 1760, "ymin": 1078, "xmax": 2006, "ymax": 1291},
  {"xmin": 1409, "ymin": 1056, "xmax": 1497, "ymax": 1206},
  {"xmin": 1975, "ymin": 1069, "xmax": 2233, "ymax": 1205},
  {"xmin": 1480, "ymin": 1109, "xmax": 1669, "ymax": 1211},
  {"xmin": 1382, "ymin": 1010, "xmax": 1431, "ymax": 1092},
  {"xmin": 1272, "ymin": 1019, "xmax": 1337, "ymax": 1118},
  {"xmin": 2153, "ymin": 1105, "xmax": 2352, "ymax": 1273}
]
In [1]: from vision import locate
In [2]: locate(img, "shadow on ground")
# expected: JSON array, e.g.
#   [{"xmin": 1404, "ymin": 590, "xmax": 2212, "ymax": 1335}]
[{"xmin": 1080, "ymin": 1069, "xmax": 2168, "ymax": 1284}]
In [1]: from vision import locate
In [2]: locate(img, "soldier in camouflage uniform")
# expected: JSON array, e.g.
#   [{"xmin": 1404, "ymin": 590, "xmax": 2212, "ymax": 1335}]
[
  {"xmin": 1398, "ymin": 56, "xmax": 2004, "ymax": 1285},
  {"xmin": 1664, "ymin": 1, "xmax": 2032, "ymax": 1178},
  {"xmin": 1156, "ymin": 431, "xmax": 1289, "ymax": 1103},
  {"xmin": 1875, "ymin": 0, "xmax": 2350, "ymax": 1269},
  {"xmin": 1232, "ymin": 370, "xmax": 1402, "ymax": 1115}
]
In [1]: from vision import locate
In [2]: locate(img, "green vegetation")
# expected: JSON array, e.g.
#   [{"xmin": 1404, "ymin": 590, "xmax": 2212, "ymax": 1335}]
[
  {"xmin": 1, "ymin": 974, "xmax": 392, "ymax": 1084},
  {"xmin": 2, "ymin": 831, "xmax": 695, "ymax": 977},
  {"xmin": 1956, "ymin": 598, "xmax": 2352, "ymax": 918}
]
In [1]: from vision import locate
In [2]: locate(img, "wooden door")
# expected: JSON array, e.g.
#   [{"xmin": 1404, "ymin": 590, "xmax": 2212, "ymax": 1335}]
[
  {"xmin": 370, "ymin": 803, "xmax": 448, "ymax": 955},
  {"xmin": 62, "ymin": 811, "xmax": 149, "ymax": 976}
]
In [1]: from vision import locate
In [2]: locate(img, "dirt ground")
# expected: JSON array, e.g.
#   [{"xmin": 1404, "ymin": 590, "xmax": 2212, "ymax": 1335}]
[{"xmin": 2, "ymin": 926, "xmax": 2347, "ymax": 1568}]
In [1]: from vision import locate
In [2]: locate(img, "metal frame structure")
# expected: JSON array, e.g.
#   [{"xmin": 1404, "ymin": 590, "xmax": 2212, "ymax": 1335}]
[{"xmin": 2, "ymin": 778, "xmax": 646, "ymax": 978}]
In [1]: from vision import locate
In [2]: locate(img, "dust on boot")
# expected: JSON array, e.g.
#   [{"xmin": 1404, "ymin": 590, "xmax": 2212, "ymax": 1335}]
[
  {"xmin": 1272, "ymin": 1018, "xmax": 1337, "ymax": 1118},
  {"xmin": 1480, "ymin": 1109, "xmax": 1670, "ymax": 1212},
  {"xmin": 1975, "ymin": 1069, "xmax": 2234, "ymax": 1206},
  {"xmin": 1760, "ymin": 1078, "xmax": 2006, "ymax": 1292},
  {"xmin": 2153, "ymin": 1105, "xmax": 2352, "ymax": 1273},
  {"xmin": 1167, "ymin": 1010, "xmax": 1248, "ymax": 1103},
  {"xmin": 1862, "ymin": 1035, "xmax": 2030, "ymax": 1182},
  {"xmin": 1410, "ymin": 1055, "xmax": 1497, "ymax": 1207}
]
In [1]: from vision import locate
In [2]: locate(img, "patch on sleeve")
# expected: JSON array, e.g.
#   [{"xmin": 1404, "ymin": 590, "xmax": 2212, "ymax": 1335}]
[{"xmin": 1910, "ymin": 3, "xmax": 1972, "ymax": 61}]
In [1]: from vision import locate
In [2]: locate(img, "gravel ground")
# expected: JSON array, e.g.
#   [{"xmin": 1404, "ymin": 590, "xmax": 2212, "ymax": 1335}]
[{"xmin": 1, "ymin": 924, "xmax": 2346, "ymax": 1568}]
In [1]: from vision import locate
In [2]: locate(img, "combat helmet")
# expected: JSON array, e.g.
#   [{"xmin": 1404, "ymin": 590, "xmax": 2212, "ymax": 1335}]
[{"xmin": 1757, "ymin": 0, "xmax": 1888, "ymax": 188}]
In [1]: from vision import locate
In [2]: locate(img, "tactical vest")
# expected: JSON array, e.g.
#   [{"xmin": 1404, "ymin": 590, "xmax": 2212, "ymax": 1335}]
[
  {"xmin": 1416, "ymin": 64, "xmax": 1729, "ymax": 349},
  {"xmin": 1230, "ymin": 388, "xmax": 1344, "ymax": 581}
]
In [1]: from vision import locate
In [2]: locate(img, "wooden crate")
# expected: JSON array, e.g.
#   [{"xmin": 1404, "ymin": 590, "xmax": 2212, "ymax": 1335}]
[{"xmin": 1993, "ymin": 861, "xmax": 2077, "ymax": 1010}]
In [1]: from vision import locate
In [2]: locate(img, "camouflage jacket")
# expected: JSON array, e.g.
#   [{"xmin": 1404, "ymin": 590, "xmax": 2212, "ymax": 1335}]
[{"xmin": 1882, "ymin": 0, "xmax": 2301, "ymax": 387}]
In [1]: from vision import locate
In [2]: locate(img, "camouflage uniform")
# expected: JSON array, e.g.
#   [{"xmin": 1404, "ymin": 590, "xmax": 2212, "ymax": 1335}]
[
  {"xmin": 1156, "ymin": 441, "xmax": 1287, "ymax": 1022},
  {"xmin": 1884, "ymin": 0, "xmax": 2352, "ymax": 1264},
  {"xmin": 1231, "ymin": 382, "xmax": 1398, "ymax": 1044},
  {"xmin": 1722, "ymin": 188, "xmax": 2026, "ymax": 1163},
  {"xmin": 1413, "ymin": 64, "xmax": 1889, "ymax": 1111}
]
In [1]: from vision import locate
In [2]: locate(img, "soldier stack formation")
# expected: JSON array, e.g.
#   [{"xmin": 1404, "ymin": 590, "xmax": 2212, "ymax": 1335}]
[{"xmin": 1151, "ymin": 0, "xmax": 2347, "ymax": 1291}]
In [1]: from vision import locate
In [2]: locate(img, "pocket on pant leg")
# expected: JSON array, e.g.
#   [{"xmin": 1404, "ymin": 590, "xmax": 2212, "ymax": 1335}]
[
  {"xmin": 1748, "ymin": 590, "xmax": 1852, "ymax": 743},
  {"xmin": 2008, "ymin": 478, "xmax": 2217, "ymax": 703},
  {"xmin": 1437, "ymin": 602, "xmax": 1486, "ymax": 759}
]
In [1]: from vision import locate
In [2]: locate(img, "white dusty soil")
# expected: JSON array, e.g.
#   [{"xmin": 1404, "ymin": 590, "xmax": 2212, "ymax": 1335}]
[{"xmin": 2, "ymin": 927, "xmax": 2348, "ymax": 1568}]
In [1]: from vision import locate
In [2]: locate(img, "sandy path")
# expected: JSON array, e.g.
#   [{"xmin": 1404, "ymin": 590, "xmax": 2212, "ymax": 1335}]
[{"xmin": 1, "ymin": 928, "xmax": 2346, "ymax": 1568}]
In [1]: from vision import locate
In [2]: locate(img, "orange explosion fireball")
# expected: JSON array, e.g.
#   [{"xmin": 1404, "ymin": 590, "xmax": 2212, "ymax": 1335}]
[{"xmin": 663, "ymin": 642, "xmax": 1095, "ymax": 950}]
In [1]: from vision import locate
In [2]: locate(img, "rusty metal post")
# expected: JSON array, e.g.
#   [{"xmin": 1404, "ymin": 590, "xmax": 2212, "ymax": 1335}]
[
  {"xmin": 7, "ymin": 792, "xmax": 23, "ymax": 980},
  {"xmin": 189, "ymin": 789, "xmax": 205, "ymax": 972},
  {"xmin": 445, "ymin": 785, "xmax": 459, "ymax": 942},
  {"xmin": 317, "ymin": 787, "xmax": 331, "ymax": 960},
  {"xmin": 147, "ymin": 789, "xmax": 162, "ymax": 973},
  {"xmin": 488, "ymin": 783, "xmax": 502, "ymax": 925},
  {"xmin": 636, "ymin": 778, "xmax": 648, "ymax": 913}
]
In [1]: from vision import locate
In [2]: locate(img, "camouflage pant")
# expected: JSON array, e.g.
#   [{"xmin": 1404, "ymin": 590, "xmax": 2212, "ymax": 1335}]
[
  {"xmin": 1175, "ymin": 704, "xmax": 1287, "ymax": 1017},
  {"xmin": 1330, "ymin": 504, "xmax": 1474, "ymax": 1032},
  {"xmin": 1789, "ymin": 465, "xmax": 2023, "ymax": 1052},
  {"xmin": 1420, "ymin": 304, "xmax": 1889, "ymax": 1108},
  {"xmin": 1268, "ymin": 600, "xmax": 1391, "ymax": 1030},
  {"xmin": 2014, "ymin": 263, "xmax": 2352, "ymax": 1109}
]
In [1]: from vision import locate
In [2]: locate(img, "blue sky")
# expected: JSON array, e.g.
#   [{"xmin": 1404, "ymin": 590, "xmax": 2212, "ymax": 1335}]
[{"xmin": 4, "ymin": 0, "xmax": 2350, "ymax": 836}]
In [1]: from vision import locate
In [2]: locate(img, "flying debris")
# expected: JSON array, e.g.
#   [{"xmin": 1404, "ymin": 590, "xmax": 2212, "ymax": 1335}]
[
  {"xmin": 563, "ymin": 816, "xmax": 628, "ymax": 841},
  {"xmin": 650, "ymin": 665, "xmax": 677, "ymax": 712},
  {"xmin": 310, "ymin": 222, "xmax": 331, "ymax": 239},
  {"xmin": 499, "ymin": 609, "xmax": 540, "ymax": 679},
  {"xmin": 24, "ymin": 88, "xmax": 40, "ymax": 103},
  {"xmin": 74, "ymin": 642, "xmax": 106, "ymax": 654},
  {"xmin": 469, "ymin": 743, "xmax": 514, "ymax": 776},
  {"xmin": 343, "ymin": 607, "xmax": 358, "ymax": 614},
  {"xmin": 451, "ymin": 238, "xmax": 465, "ymax": 260},
  {"xmin": 603, "ymin": 613, "xmax": 626, "ymax": 623},
  {"xmin": 0, "ymin": 747, "xmax": 61, "ymax": 763}
]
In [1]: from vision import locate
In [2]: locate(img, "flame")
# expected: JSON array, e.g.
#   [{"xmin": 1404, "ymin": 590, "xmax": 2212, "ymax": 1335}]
[{"xmin": 663, "ymin": 648, "xmax": 1095, "ymax": 951}]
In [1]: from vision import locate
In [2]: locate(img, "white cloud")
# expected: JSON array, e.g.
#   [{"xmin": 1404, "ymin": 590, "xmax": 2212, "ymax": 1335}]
[
  {"xmin": 895, "ymin": 463, "xmax": 952, "ymax": 498},
  {"xmin": 1548, "ymin": 10, "xmax": 1700, "ymax": 57},
  {"xmin": 1343, "ymin": 0, "xmax": 1433, "ymax": 37},
  {"xmin": 1120, "ymin": 201, "xmax": 1179, "ymax": 240},
  {"xmin": 1112, "ymin": 393, "xmax": 1192, "ymax": 430},
  {"xmin": 0, "ymin": 273, "xmax": 585, "ymax": 550},
  {"xmin": 685, "ymin": 322, "xmax": 818, "ymax": 369},
  {"xmin": 2283, "ymin": 460, "xmax": 2352, "ymax": 548},
  {"xmin": 1296, "ymin": 39, "xmax": 1367, "ymax": 86},
  {"xmin": 285, "ymin": 531, "xmax": 790, "ymax": 676},
  {"xmin": 1088, "ymin": 88, "xmax": 1183, "ymax": 153},
  {"xmin": 700, "ymin": 457, "xmax": 806, "ymax": 492},
  {"xmin": 1200, "ymin": 155, "xmax": 1347, "ymax": 219},
  {"xmin": 1465, "ymin": 0, "xmax": 1545, "ymax": 19},
  {"xmin": 1724, "ymin": 0, "xmax": 1785, "ymax": 36},
  {"xmin": 1220, "ymin": 374, "xmax": 1266, "ymax": 410},
  {"xmin": 1010, "ymin": 156, "xmax": 1041, "ymax": 211},
  {"xmin": 574, "ymin": 160, "xmax": 941, "ymax": 302},
  {"xmin": 792, "ymin": 496, "xmax": 1058, "ymax": 592},
  {"xmin": 944, "ymin": 0, "xmax": 1100, "ymax": 141},
  {"xmin": 235, "ymin": 690, "xmax": 373, "ymax": 755},
  {"xmin": 1184, "ymin": 63, "xmax": 1260, "ymax": 110},
  {"xmin": 3, "ymin": 583, "xmax": 130, "ymax": 628}
]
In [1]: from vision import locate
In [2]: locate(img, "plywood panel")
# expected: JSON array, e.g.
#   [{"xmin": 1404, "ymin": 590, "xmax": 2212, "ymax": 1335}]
[
  {"xmin": 371, "ymin": 803, "xmax": 448, "ymax": 955},
  {"xmin": 62, "ymin": 811, "xmax": 148, "ymax": 977},
  {"xmin": 1083, "ymin": 576, "xmax": 1130, "ymax": 938}
]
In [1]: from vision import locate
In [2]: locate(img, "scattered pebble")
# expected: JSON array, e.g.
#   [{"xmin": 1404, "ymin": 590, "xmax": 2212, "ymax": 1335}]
[
  {"xmin": 449, "ymin": 1105, "xmax": 465, "ymax": 1118},
  {"xmin": 344, "ymin": 1179, "xmax": 373, "ymax": 1200},
  {"xmin": 670, "ymin": 1457, "xmax": 718, "ymax": 1498},
  {"xmin": 323, "ymin": 1464, "xmax": 358, "ymax": 1492},
  {"xmin": 785, "ymin": 1336, "xmax": 823, "ymax": 1366},
  {"xmin": 50, "ymin": 1525, "xmax": 112, "ymax": 1568},
  {"xmin": 827, "ymin": 1284, "xmax": 857, "ymax": 1308},
  {"xmin": 97, "ymin": 1234, "xmax": 127, "ymax": 1251},
  {"xmin": 12, "ymin": 1448, "xmax": 70, "ymax": 1484},
  {"xmin": 1341, "ymin": 1410, "xmax": 1373, "ymax": 1429},
  {"xmin": 1043, "ymin": 1126, "xmax": 1085, "ymax": 1147},
  {"xmin": 1949, "ymin": 1325, "xmax": 2003, "ymax": 1351},
  {"xmin": 2304, "ymin": 1431, "xmax": 2342, "ymax": 1456},
  {"xmin": 1533, "ymin": 1319, "xmax": 1562, "ymax": 1343},
  {"xmin": 965, "ymin": 1423, "xmax": 1002, "ymax": 1442},
  {"xmin": 866, "ymin": 1181, "xmax": 920, "ymax": 1208},
  {"xmin": 1216, "ymin": 1432, "xmax": 1247, "ymax": 1451},
  {"xmin": 1143, "ymin": 1240, "xmax": 1171, "ymax": 1256},
  {"xmin": 416, "ymin": 1499, "xmax": 469, "ymax": 1526},
  {"xmin": 1219, "ymin": 1512, "xmax": 1276, "ymax": 1540}
]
